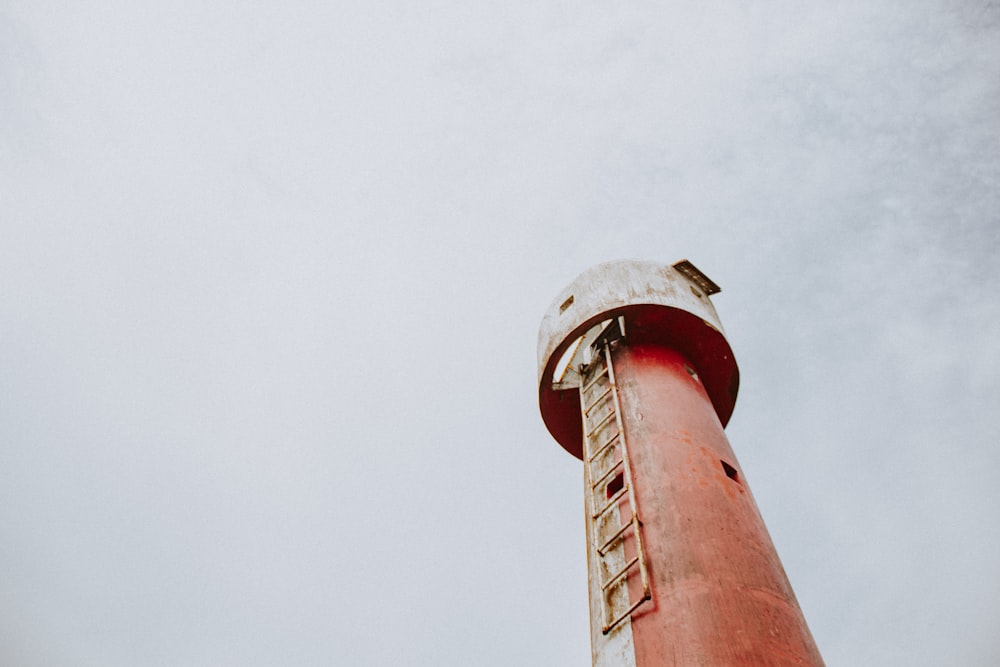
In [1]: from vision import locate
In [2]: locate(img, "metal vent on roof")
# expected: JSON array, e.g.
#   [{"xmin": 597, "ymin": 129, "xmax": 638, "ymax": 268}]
[{"xmin": 672, "ymin": 260, "xmax": 721, "ymax": 295}]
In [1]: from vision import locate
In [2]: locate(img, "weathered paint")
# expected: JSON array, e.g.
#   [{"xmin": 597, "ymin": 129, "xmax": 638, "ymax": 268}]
[
  {"xmin": 614, "ymin": 343, "xmax": 824, "ymax": 666},
  {"xmin": 584, "ymin": 463, "xmax": 638, "ymax": 667},
  {"xmin": 538, "ymin": 260, "xmax": 738, "ymax": 460},
  {"xmin": 537, "ymin": 260, "xmax": 824, "ymax": 667}
]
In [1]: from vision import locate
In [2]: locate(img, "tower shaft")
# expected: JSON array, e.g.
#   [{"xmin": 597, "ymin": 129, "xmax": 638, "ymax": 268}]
[
  {"xmin": 538, "ymin": 260, "xmax": 823, "ymax": 667},
  {"xmin": 592, "ymin": 343, "xmax": 821, "ymax": 665}
]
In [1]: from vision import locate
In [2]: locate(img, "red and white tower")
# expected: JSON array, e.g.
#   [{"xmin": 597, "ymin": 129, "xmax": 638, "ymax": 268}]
[{"xmin": 537, "ymin": 260, "xmax": 824, "ymax": 666}]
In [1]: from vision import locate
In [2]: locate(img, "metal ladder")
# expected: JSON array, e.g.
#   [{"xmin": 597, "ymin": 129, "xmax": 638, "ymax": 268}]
[{"xmin": 578, "ymin": 320, "xmax": 652, "ymax": 635}]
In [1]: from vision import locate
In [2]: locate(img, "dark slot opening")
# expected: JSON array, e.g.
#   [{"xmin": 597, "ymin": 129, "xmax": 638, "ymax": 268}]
[
  {"xmin": 721, "ymin": 460, "xmax": 739, "ymax": 483},
  {"xmin": 606, "ymin": 471, "xmax": 625, "ymax": 498},
  {"xmin": 559, "ymin": 295, "xmax": 574, "ymax": 312}
]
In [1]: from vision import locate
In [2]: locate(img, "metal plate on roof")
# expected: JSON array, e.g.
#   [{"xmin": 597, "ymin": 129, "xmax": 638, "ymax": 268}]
[{"xmin": 672, "ymin": 260, "xmax": 721, "ymax": 295}]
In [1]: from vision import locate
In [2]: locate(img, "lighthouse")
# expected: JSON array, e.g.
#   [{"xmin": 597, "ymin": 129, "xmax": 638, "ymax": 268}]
[{"xmin": 537, "ymin": 260, "xmax": 823, "ymax": 666}]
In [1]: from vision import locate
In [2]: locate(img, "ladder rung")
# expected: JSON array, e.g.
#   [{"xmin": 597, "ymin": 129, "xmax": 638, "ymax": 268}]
[
  {"xmin": 585, "ymin": 409, "xmax": 616, "ymax": 438},
  {"xmin": 601, "ymin": 555, "xmax": 639, "ymax": 592},
  {"xmin": 591, "ymin": 458, "xmax": 624, "ymax": 491},
  {"xmin": 593, "ymin": 485, "xmax": 628, "ymax": 519},
  {"xmin": 597, "ymin": 516, "xmax": 636, "ymax": 555},
  {"xmin": 588, "ymin": 432, "xmax": 620, "ymax": 463},
  {"xmin": 582, "ymin": 365, "xmax": 610, "ymax": 393},
  {"xmin": 583, "ymin": 385, "xmax": 613, "ymax": 415},
  {"xmin": 602, "ymin": 590, "xmax": 651, "ymax": 635}
]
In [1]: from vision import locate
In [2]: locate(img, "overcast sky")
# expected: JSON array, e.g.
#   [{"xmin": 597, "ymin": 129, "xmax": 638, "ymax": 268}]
[{"xmin": 2, "ymin": 2, "xmax": 998, "ymax": 665}]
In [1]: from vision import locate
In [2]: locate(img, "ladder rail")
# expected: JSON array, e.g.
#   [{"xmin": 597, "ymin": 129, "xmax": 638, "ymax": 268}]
[
  {"xmin": 582, "ymin": 364, "xmax": 610, "ymax": 393},
  {"xmin": 593, "ymin": 485, "xmax": 629, "ymax": 520},
  {"xmin": 603, "ymin": 588, "xmax": 652, "ymax": 635},
  {"xmin": 588, "ymin": 431, "xmax": 621, "ymax": 464},
  {"xmin": 598, "ymin": 515, "xmax": 638, "ymax": 555},
  {"xmin": 602, "ymin": 555, "xmax": 640, "ymax": 592},
  {"xmin": 585, "ymin": 409, "xmax": 616, "ymax": 439},
  {"xmin": 579, "ymin": 369, "xmax": 603, "ymax": 589},
  {"xmin": 578, "ymin": 334, "xmax": 653, "ymax": 637},
  {"xmin": 579, "ymin": 357, "xmax": 616, "ymax": 636},
  {"xmin": 583, "ymin": 385, "xmax": 614, "ymax": 415},
  {"xmin": 603, "ymin": 341, "xmax": 652, "ymax": 604},
  {"xmin": 591, "ymin": 457, "xmax": 624, "ymax": 491}
]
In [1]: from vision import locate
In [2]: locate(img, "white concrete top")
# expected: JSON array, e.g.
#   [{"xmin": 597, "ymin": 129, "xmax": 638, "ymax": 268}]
[{"xmin": 537, "ymin": 259, "xmax": 727, "ymax": 386}]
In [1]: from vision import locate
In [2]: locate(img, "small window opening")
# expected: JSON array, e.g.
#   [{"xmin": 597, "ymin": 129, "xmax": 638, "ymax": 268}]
[
  {"xmin": 721, "ymin": 460, "xmax": 740, "ymax": 483},
  {"xmin": 690, "ymin": 286, "xmax": 702, "ymax": 298},
  {"xmin": 559, "ymin": 295, "xmax": 574, "ymax": 313},
  {"xmin": 606, "ymin": 471, "xmax": 625, "ymax": 499}
]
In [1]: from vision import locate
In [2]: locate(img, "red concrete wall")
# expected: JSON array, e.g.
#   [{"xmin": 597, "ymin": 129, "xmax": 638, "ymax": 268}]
[{"xmin": 613, "ymin": 343, "xmax": 824, "ymax": 666}]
